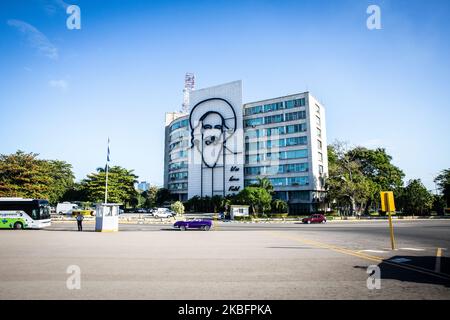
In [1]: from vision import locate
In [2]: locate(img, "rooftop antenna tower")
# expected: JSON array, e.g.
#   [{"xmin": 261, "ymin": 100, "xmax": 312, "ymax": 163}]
[{"xmin": 182, "ymin": 73, "xmax": 195, "ymax": 113}]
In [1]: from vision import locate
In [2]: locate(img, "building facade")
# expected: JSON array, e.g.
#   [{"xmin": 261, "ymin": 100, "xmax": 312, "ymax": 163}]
[{"xmin": 164, "ymin": 81, "xmax": 328, "ymax": 214}]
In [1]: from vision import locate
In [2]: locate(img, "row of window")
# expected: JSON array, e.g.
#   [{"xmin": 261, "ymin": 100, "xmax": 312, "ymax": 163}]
[
  {"xmin": 245, "ymin": 176, "xmax": 309, "ymax": 187},
  {"xmin": 244, "ymin": 111, "xmax": 306, "ymax": 127},
  {"xmin": 246, "ymin": 149, "xmax": 308, "ymax": 163},
  {"xmin": 169, "ymin": 182, "xmax": 188, "ymax": 190},
  {"xmin": 169, "ymin": 171, "xmax": 188, "ymax": 181},
  {"xmin": 245, "ymin": 162, "xmax": 309, "ymax": 175},
  {"xmin": 245, "ymin": 123, "xmax": 307, "ymax": 140},
  {"xmin": 169, "ymin": 139, "xmax": 188, "ymax": 151},
  {"xmin": 246, "ymin": 136, "xmax": 307, "ymax": 151},
  {"xmin": 244, "ymin": 98, "xmax": 306, "ymax": 116},
  {"xmin": 169, "ymin": 150, "xmax": 187, "ymax": 161},
  {"xmin": 169, "ymin": 119, "xmax": 189, "ymax": 132},
  {"xmin": 168, "ymin": 161, "xmax": 188, "ymax": 171},
  {"xmin": 169, "ymin": 130, "xmax": 188, "ymax": 143},
  {"xmin": 274, "ymin": 191, "xmax": 310, "ymax": 202}
]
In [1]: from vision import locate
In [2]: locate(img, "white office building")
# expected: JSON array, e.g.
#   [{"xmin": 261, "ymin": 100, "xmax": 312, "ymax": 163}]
[{"xmin": 164, "ymin": 80, "xmax": 328, "ymax": 214}]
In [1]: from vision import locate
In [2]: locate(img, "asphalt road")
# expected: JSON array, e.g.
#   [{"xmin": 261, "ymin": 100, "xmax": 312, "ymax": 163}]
[{"xmin": 0, "ymin": 220, "xmax": 449, "ymax": 299}]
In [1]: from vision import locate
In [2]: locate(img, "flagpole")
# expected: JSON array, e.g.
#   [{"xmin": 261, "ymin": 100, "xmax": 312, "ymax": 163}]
[{"xmin": 105, "ymin": 138, "xmax": 110, "ymax": 204}]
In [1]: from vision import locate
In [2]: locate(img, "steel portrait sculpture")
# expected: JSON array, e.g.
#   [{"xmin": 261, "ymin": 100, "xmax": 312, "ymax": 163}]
[{"xmin": 189, "ymin": 98, "xmax": 239, "ymax": 197}]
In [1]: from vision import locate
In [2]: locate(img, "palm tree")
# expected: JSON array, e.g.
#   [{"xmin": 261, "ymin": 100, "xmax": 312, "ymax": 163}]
[{"xmin": 255, "ymin": 177, "xmax": 274, "ymax": 194}]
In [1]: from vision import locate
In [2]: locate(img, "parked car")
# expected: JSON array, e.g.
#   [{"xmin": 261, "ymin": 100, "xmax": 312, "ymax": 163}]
[
  {"xmin": 302, "ymin": 214, "xmax": 327, "ymax": 224},
  {"xmin": 154, "ymin": 208, "xmax": 175, "ymax": 218},
  {"xmin": 153, "ymin": 208, "xmax": 175, "ymax": 218},
  {"xmin": 174, "ymin": 219, "xmax": 212, "ymax": 231}
]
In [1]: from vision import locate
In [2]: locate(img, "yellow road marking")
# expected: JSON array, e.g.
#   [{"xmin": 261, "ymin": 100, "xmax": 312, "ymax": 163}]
[
  {"xmin": 435, "ymin": 248, "xmax": 442, "ymax": 273},
  {"xmin": 268, "ymin": 232, "xmax": 450, "ymax": 281}
]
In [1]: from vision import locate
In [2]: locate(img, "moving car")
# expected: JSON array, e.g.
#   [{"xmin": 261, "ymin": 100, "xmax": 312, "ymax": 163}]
[
  {"xmin": 302, "ymin": 214, "xmax": 327, "ymax": 224},
  {"xmin": 174, "ymin": 219, "xmax": 212, "ymax": 231}
]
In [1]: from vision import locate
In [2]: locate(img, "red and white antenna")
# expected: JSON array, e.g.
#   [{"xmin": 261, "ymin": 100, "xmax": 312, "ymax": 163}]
[{"xmin": 182, "ymin": 73, "xmax": 195, "ymax": 113}]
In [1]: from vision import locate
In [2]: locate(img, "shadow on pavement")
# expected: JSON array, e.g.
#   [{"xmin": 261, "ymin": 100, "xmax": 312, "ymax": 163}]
[{"xmin": 356, "ymin": 255, "xmax": 450, "ymax": 288}]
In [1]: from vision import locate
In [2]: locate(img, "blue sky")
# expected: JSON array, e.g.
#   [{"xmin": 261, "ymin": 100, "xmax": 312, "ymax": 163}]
[{"xmin": 0, "ymin": 0, "xmax": 449, "ymax": 190}]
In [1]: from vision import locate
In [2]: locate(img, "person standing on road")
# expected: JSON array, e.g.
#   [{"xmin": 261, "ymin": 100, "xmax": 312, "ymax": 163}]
[{"xmin": 76, "ymin": 213, "xmax": 84, "ymax": 231}]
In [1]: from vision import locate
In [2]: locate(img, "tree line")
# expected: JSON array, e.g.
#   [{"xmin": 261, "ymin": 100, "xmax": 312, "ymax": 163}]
[{"xmin": 0, "ymin": 148, "xmax": 449, "ymax": 216}]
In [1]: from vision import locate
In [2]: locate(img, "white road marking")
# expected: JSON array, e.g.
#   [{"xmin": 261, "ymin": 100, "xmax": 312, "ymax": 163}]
[
  {"xmin": 359, "ymin": 249, "xmax": 387, "ymax": 253},
  {"xmin": 399, "ymin": 248, "xmax": 425, "ymax": 251}
]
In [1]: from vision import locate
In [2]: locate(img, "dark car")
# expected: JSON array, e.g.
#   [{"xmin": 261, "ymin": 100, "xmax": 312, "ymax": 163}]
[
  {"xmin": 302, "ymin": 214, "xmax": 327, "ymax": 224},
  {"xmin": 174, "ymin": 219, "xmax": 212, "ymax": 231}
]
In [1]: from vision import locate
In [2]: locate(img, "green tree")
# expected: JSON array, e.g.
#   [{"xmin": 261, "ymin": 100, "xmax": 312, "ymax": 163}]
[
  {"xmin": 156, "ymin": 188, "xmax": 172, "ymax": 206},
  {"xmin": 142, "ymin": 185, "xmax": 159, "ymax": 208},
  {"xmin": 398, "ymin": 179, "xmax": 434, "ymax": 216},
  {"xmin": 171, "ymin": 201, "xmax": 185, "ymax": 215},
  {"xmin": 271, "ymin": 199, "xmax": 288, "ymax": 213},
  {"xmin": 253, "ymin": 177, "xmax": 274, "ymax": 194},
  {"xmin": 0, "ymin": 151, "xmax": 75, "ymax": 205},
  {"xmin": 434, "ymin": 169, "xmax": 450, "ymax": 207},
  {"xmin": 325, "ymin": 143, "xmax": 374, "ymax": 215},
  {"xmin": 347, "ymin": 146, "xmax": 405, "ymax": 212},
  {"xmin": 236, "ymin": 187, "xmax": 272, "ymax": 215},
  {"xmin": 81, "ymin": 166, "xmax": 138, "ymax": 206}
]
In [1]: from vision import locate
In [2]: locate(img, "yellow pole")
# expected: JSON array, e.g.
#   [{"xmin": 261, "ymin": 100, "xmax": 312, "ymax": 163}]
[
  {"xmin": 388, "ymin": 211, "xmax": 395, "ymax": 250},
  {"xmin": 385, "ymin": 192, "xmax": 396, "ymax": 250}
]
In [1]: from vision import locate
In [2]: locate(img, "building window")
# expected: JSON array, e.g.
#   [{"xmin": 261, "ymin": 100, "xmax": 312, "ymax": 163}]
[
  {"xmin": 289, "ymin": 191, "xmax": 310, "ymax": 201},
  {"xmin": 245, "ymin": 129, "xmax": 261, "ymax": 139},
  {"xmin": 286, "ymin": 123, "xmax": 307, "ymax": 134},
  {"xmin": 280, "ymin": 149, "xmax": 308, "ymax": 160},
  {"xmin": 245, "ymin": 166, "xmax": 263, "ymax": 175},
  {"xmin": 317, "ymin": 140, "xmax": 322, "ymax": 150},
  {"xmin": 285, "ymin": 111, "xmax": 306, "ymax": 122},
  {"xmin": 245, "ymin": 117, "xmax": 264, "ymax": 127},
  {"xmin": 285, "ymin": 98, "xmax": 306, "ymax": 109},
  {"xmin": 169, "ymin": 171, "xmax": 188, "ymax": 181},
  {"xmin": 245, "ymin": 105, "xmax": 263, "ymax": 116},
  {"xmin": 319, "ymin": 165, "xmax": 324, "ymax": 175},
  {"xmin": 245, "ymin": 179, "xmax": 258, "ymax": 186},
  {"xmin": 317, "ymin": 127, "xmax": 321, "ymax": 138},
  {"xmin": 269, "ymin": 178, "xmax": 286, "ymax": 186},
  {"xmin": 318, "ymin": 152, "xmax": 323, "ymax": 162},
  {"xmin": 278, "ymin": 163, "xmax": 308, "ymax": 173},
  {"xmin": 315, "ymin": 104, "xmax": 320, "ymax": 114},
  {"xmin": 264, "ymin": 102, "xmax": 284, "ymax": 112},
  {"xmin": 266, "ymin": 126, "xmax": 285, "ymax": 136},
  {"xmin": 285, "ymin": 136, "xmax": 307, "ymax": 146},
  {"xmin": 316, "ymin": 115, "xmax": 321, "ymax": 126},
  {"xmin": 264, "ymin": 114, "xmax": 284, "ymax": 124},
  {"xmin": 287, "ymin": 176, "xmax": 309, "ymax": 186},
  {"xmin": 169, "ymin": 119, "xmax": 188, "ymax": 132},
  {"xmin": 168, "ymin": 161, "xmax": 188, "ymax": 171},
  {"xmin": 246, "ymin": 154, "xmax": 262, "ymax": 164},
  {"xmin": 245, "ymin": 142, "xmax": 261, "ymax": 151}
]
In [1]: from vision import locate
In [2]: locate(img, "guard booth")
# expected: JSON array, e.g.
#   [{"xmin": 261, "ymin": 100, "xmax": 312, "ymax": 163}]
[
  {"xmin": 95, "ymin": 203, "xmax": 120, "ymax": 232},
  {"xmin": 229, "ymin": 205, "xmax": 250, "ymax": 220}
]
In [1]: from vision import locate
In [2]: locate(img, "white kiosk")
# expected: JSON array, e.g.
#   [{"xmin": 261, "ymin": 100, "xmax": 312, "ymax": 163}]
[{"xmin": 95, "ymin": 203, "xmax": 120, "ymax": 232}]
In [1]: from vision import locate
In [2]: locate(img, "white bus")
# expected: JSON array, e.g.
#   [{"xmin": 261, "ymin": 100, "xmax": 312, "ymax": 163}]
[{"xmin": 0, "ymin": 198, "xmax": 52, "ymax": 229}]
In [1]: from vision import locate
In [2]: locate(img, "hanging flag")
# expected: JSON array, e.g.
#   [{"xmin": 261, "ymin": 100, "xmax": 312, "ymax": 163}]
[{"xmin": 107, "ymin": 137, "xmax": 110, "ymax": 163}]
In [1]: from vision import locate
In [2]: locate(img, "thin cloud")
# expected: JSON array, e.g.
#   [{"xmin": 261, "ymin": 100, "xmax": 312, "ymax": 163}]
[
  {"xmin": 49, "ymin": 79, "xmax": 68, "ymax": 91},
  {"xmin": 7, "ymin": 19, "xmax": 58, "ymax": 59}
]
